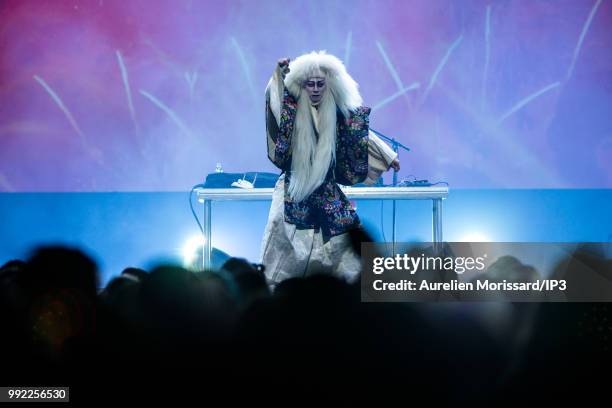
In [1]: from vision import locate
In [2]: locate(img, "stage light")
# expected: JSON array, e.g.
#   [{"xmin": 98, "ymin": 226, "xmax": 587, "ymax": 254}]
[{"xmin": 182, "ymin": 234, "xmax": 206, "ymax": 267}]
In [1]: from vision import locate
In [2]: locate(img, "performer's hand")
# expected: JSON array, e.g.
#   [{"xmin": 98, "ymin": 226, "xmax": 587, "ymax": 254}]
[
  {"xmin": 390, "ymin": 158, "xmax": 400, "ymax": 172},
  {"xmin": 277, "ymin": 57, "xmax": 290, "ymax": 79}
]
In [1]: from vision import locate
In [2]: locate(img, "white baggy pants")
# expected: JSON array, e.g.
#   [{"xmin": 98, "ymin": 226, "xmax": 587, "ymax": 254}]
[{"xmin": 259, "ymin": 174, "xmax": 362, "ymax": 286}]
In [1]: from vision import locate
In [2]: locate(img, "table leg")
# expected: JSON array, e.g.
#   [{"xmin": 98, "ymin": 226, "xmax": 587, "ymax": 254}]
[
  {"xmin": 392, "ymin": 199, "xmax": 397, "ymax": 255},
  {"xmin": 202, "ymin": 199, "xmax": 212, "ymax": 271},
  {"xmin": 432, "ymin": 198, "xmax": 443, "ymax": 248}
]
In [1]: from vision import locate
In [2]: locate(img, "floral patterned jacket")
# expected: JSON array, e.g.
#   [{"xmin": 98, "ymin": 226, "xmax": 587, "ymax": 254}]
[{"xmin": 266, "ymin": 89, "xmax": 370, "ymax": 240}]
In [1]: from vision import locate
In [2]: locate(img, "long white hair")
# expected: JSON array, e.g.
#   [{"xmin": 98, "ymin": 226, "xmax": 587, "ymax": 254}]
[{"xmin": 283, "ymin": 51, "xmax": 363, "ymax": 202}]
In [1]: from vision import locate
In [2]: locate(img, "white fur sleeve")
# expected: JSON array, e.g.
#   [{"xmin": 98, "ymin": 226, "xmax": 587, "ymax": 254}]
[
  {"xmin": 265, "ymin": 65, "xmax": 284, "ymax": 126},
  {"xmin": 364, "ymin": 131, "xmax": 399, "ymax": 185},
  {"xmin": 368, "ymin": 131, "xmax": 398, "ymax": 166}
]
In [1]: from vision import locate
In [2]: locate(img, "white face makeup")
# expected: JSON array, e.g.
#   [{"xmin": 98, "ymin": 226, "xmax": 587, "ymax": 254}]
[{"xmin": 304, "ymin": 76, "xmax": 327, "ymax": 105}]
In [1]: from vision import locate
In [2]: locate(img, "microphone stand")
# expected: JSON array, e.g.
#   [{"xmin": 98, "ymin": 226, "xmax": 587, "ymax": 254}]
[
  {"xmin": 369, "ymin": 127, "xmax": 411, "ymax": 186},
  {"xmin": 369, "ymin": 128, "xmax": 411, "ymax": 256}
]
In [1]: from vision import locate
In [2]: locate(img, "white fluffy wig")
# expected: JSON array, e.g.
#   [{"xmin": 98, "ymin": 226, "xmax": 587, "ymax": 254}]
[{"xmin": 283, "ymin": 51, "xmax": 363, "ymax": 202}]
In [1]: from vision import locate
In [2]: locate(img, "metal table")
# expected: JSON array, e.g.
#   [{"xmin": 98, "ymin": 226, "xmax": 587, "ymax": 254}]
[{"xmin": 196, "ymin": 185, "xmax": 449, "ymax": 270}]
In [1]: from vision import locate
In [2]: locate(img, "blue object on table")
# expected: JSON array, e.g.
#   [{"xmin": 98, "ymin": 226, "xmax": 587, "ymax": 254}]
[{"xmin": 203, "ymin": 172, "xmax": 279, "ymax": 188}]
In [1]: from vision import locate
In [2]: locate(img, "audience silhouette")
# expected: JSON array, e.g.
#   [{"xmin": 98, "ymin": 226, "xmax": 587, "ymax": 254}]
[{"xmin": 0, "ymin": 240, "xmax": 610, "ymax": 402}]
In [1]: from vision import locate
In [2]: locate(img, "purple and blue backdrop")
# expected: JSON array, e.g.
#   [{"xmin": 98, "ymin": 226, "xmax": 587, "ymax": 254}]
[{"xmin": 1, "ymin": 0, "xmax": 610, "ymax": 283}]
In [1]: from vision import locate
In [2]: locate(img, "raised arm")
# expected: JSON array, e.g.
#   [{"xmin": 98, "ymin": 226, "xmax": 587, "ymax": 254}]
[{"xmin": 265, "ymin": 58, "xmax": 297, "ymax": 171}]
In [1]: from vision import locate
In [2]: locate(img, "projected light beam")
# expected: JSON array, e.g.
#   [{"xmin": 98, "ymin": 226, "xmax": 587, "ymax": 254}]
[
  {"xmin": 184, "ymin": 70, "xmax": 199, "ymax": 102},
  {"xmin": 33, "ymin": 75, "xmax": 86, "ymax": 145},
  {"xmin": 372, "ymin": 82, "xmax": 420, "ymax": 111},
  {"xmin": 497, "ymin": 82, "xmax": 561, "ymax": 125},
  {"xmin": 566, "ymin": 0, "xmax": 602, "ymax": 81},
  {"xmin": 481, "ymin": 5, "xmax": 492, "ymax": 112},
  {"xmin": 344, "ymin": 31, "xmax": 353, "ymax": 68},
  {"xmin": 139, "ymin": 90, "xmax": 193, "ymax": 139},
  {"xmin": 230, "ymin": 37, "xmax": 257, "ymax": 104},
  {"xmin": 376, "ymin": 41, "xmax": 405, "ymax": 91},
  {"xmin": 116, "ymin": 50, "xmax": 140, "ymax": 136},
  {"xmin": 422, "ymin": 34, "xmax": 464, "ymax": 105}
]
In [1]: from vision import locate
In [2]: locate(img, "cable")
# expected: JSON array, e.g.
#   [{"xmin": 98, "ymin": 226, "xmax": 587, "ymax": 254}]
[
  {"xmin": 401, "ymin": 175, "xmax": 417, "ymax": 183},
  {"xmin": 378, "ymin": 178, "xmax": 448, "ymax": 244},
  {"xmin": 189, "ymin": 184, "xmax": 206, "ymax": 235}
]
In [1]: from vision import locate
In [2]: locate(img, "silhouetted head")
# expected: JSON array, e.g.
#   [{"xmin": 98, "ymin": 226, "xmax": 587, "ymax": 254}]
[{"xmin": 22, "ymin": 246, "xmax": 98, "ymax": 298}]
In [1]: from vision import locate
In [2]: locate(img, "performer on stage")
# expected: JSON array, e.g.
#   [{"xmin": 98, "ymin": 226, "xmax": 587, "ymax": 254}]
[{"xmin": 261, "ymin": 51, "xmax": 400, "ymax": 286}]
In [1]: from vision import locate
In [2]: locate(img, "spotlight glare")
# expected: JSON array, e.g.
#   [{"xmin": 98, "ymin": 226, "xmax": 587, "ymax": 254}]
[
  {"xmin": 182, "ymin": 234, "xmax": 205, "ymax": 266},
  {"xmin": 459, "ymin": 232, "xmax": 491, "ymax": 242}
]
